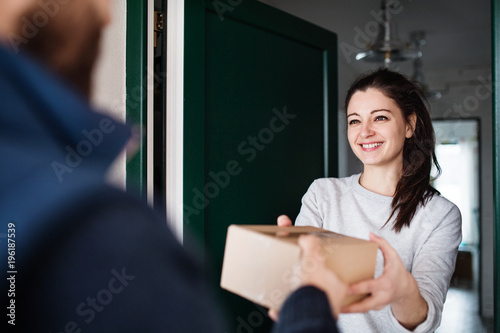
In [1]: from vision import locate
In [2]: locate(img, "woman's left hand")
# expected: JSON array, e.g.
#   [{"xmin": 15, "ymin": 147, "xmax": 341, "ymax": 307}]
[{"xmin": 341, "ymin": 233, "xmax": 428, "ymax": 330}]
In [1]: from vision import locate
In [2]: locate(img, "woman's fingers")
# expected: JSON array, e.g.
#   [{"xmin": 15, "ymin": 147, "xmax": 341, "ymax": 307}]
[
  {"xmin": 342, "ymin": 278, "xmax": 391, "ymax": 313},
  {"xmin": 369, "ymin": 232, "xmax": 398, "ymax": 262},
  {"xmin": 341, "ymin": 293, "xmax": 386, "ymax": 313},
  {"xmin": 347, "ymin": 279, "xmax": 376, "ymax": 296},
  {"xmin": 369, "ymin": 233, "xmax": 393, "ymax": 255},
  {"xmin": 277, "ymin": 215, "xmax": 293, "ymax": 226}
]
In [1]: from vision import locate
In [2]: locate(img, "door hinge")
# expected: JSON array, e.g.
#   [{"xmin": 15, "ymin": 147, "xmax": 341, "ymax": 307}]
[{"xmin": 154, "ymin": 11, "xmax": 164, "ymax": 48}]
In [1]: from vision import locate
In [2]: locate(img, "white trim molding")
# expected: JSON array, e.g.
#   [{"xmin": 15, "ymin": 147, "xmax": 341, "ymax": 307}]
[{"xmin": 166, "ymin": 0, "xmax": 184, "ymax": 242}]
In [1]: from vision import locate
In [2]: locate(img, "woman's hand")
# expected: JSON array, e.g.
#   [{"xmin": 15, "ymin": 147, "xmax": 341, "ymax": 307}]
[
  {"xmin": 277, "ymin": 215, "xmax": 293, "ymax": 226},
  {"xmin": 341, "ymin": 233, "xmax": 428, "ymax": 330}
]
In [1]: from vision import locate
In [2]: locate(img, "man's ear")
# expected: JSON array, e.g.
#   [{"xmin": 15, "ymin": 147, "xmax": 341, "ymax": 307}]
[
  {"xmin": 406, "ymin": 113, "xmax": 417, "ymax": 138},
  {"xmin": 0, "ymin": 0, "xmax": 38, "ymax": 36}
]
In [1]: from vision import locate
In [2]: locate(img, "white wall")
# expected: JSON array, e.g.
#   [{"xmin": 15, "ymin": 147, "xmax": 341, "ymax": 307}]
[{"xmin": 91, "ymin": 0, "xmax": 128, "ymax": 189}]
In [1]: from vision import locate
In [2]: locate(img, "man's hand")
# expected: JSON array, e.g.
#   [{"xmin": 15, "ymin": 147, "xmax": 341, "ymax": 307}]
[
  {"xmin": 298, "ymin": 235, "xmax": 347, "ymax": 319},
  {"xmin": 269, "ymin": 234, "xmax": 347, "ymax": 321}
]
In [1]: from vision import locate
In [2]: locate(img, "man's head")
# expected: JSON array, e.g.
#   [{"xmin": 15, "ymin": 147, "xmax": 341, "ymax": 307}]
[{"xmin": 0, "ymin": 0, "xmax": 114, "ymax": 98}]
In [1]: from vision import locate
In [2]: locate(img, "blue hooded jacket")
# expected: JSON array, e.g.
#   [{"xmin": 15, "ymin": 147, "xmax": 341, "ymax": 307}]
[{"xmin": 0, "ymin": 44, "xmax": 130, "ymax": 266}]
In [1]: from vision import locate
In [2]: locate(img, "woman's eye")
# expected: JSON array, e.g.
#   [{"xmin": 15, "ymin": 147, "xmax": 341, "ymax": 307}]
[
  {"xmin": 348, "ymin": 119, "xmax": 360, "ymax": 125},
  {"xmin": 375, "ymin": 115, "xmax": 388, "ymax": 121}
]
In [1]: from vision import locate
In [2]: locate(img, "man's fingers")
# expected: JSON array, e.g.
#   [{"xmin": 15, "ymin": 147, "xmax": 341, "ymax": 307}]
[
  {"xmin": 268, "ymin": 308, "xmax": 279, "ymax": 322},
  {"xmin": 298, "ymin": 234, "xmax": 321, "ymax": 253},
  {"xmin": 298, "ymin": 235, "xmax": 328, "ymax": 264},
  {"xmin": 277, "ymin": 215, "xmax": 293, "ymax": 227}
]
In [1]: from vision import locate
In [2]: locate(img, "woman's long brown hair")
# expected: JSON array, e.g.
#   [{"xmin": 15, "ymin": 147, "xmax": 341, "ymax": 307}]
[{"xmin": 345, "ymin": 68, "xmax": 441, "ymax": 233}]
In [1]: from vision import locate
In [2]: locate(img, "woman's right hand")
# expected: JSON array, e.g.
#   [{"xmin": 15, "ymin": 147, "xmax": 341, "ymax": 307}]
[{"xmin": 277, "ymin": 215, "xmax": 293, "ymax": 226}]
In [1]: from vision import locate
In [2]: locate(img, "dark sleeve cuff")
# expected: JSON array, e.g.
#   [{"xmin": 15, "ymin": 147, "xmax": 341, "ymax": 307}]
[{"xmin": 271, "ymin": 286, "xmax": 339, "ymax": 333}]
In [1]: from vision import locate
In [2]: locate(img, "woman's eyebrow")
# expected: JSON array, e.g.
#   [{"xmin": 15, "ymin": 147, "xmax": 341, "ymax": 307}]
[
  {"xmin": 371, "ymin": 109, "xmax": 392, "ymax": 114},
  {"xmin": 347, "ymin": 109, "xmax": 392, "ymax": 118}
]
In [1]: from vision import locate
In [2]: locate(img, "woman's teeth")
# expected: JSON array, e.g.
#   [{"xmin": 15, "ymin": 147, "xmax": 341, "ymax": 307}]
[{"xmin": 361, "ymin": 143, "xmax": 382, "ymax": 148}]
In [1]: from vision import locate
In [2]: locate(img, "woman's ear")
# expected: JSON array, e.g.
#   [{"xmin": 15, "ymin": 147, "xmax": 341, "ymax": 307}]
[{"xmin": 406, "ymin": 113, "xmax": 417, "ymax": 138}]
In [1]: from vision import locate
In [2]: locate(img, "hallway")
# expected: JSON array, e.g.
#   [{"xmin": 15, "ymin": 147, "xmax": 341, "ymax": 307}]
[{"xmin": 437, "ymin": 287, "xmax": 493, "ymax": 333}]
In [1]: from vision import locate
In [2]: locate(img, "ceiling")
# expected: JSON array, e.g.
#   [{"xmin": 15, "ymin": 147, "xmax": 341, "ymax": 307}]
[{"xmin": 259, "ymin": 0, "xmax": 492, "ymax": 77}]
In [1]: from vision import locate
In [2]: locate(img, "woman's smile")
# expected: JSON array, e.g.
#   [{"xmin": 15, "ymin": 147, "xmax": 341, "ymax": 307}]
[{"xmin": 359, "ymin": 142, "xmax": 384, "ymax": 151}]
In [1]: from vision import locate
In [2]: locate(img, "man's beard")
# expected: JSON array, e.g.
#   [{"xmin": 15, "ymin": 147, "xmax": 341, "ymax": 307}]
[{"xmin": 17, "ymin": 1, "xmax": 105, "ymax": 99}]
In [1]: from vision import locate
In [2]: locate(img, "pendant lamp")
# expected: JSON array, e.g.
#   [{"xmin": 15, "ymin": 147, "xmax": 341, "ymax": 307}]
[{"xmin": 355, "ymin": 0, "xmax": 420, "ymax": 67}]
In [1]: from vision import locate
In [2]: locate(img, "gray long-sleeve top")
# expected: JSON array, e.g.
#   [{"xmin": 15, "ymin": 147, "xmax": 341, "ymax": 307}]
[{"xmin": 295, "ymin": 173, "xmax": 462, "ymax": 333}]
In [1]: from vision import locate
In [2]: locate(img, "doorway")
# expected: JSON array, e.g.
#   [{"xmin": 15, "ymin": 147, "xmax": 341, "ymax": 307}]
[{"xmin": 432, "ymin": 119, "xmax": 493, "ymax": 331}]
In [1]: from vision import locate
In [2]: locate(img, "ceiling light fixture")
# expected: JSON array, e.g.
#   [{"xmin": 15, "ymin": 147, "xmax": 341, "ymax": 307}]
[{"xmin": 355, "ymin": 0, "xmax": 420, "ymax": 68}]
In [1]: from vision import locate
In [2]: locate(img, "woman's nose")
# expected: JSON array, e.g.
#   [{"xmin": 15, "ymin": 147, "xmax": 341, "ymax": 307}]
[{"xmin": 360, "ymin": 122, "xmax": 375, "ymax": 138}]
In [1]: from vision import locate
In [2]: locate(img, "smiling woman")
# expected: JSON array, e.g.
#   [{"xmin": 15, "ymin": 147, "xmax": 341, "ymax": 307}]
[
  {"xmin": 282, "ymin": 68, "xmax": 462, "ymax": 333},
  {"xmin": 344, "ymin": 69, "xmax": 438, "ymax": 232}
]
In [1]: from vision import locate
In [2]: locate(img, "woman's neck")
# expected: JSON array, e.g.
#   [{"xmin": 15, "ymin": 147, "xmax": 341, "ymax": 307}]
[{"xmin": 359, "ymin": 166, "xmax": 402, "ymax": 197}]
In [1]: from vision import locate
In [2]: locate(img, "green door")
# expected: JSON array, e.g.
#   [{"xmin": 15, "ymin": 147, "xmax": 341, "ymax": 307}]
[
  {"xmin": 126, "ymin": 0, "xmax": 148, "ymax": 197},
  {"xmin": 494, "ymin": 0, "xmax": 500, "ymax": 330},
  {"xmin": 184, "ymin": 1, "xmax": 338, "ymax": 331}
]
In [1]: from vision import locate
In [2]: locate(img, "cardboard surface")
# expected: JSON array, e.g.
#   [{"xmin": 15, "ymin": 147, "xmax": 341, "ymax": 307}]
[{"xmin": 220, "ymin": 225, "xmax": 378, "ymax": 310}]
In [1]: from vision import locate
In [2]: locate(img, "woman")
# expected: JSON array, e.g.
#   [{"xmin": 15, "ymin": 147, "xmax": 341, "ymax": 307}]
[{"xmin": 278, "ymin": 68, "xmax": 462, "ymax": 332}]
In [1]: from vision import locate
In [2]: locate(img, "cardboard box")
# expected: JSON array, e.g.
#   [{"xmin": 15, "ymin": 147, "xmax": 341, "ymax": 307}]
[{"xmin": 220, "ymin": 225, "xmax": 378, "ymax": 310}]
